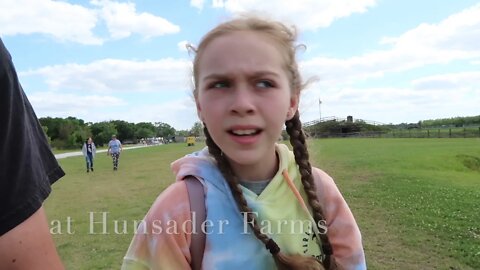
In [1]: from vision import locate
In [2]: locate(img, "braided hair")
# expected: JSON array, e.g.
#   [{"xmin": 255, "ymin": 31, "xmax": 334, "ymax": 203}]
[{"xmin": 193, "ymin": 16, "xmax": 337, "ymax": 269}]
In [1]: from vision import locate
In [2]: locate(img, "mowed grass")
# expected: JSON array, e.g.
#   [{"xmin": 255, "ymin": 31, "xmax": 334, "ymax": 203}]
[
  {"xmin": 308, "ymin": 138, "xmax": 480, "ymax": 270},
  {"xmin": 45, "ymin": 143, "xmax": 204, "ymax": 270},
  {"xmin": 44, "ymin": 139, "xmax": 480, "ymax": 269}
]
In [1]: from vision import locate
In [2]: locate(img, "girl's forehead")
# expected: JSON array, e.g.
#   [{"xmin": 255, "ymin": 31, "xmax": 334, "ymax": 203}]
[
  {"xmin": 206, "ymin": 30, "xmax": 276, "ymax": 48},
  {"xmin": 199, "ymin": 31, "xmax": 286, "ymax": 71}
]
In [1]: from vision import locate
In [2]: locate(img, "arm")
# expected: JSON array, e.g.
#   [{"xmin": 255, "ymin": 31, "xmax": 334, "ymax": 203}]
[
  {"xmin": 92, "ymin": 143, "xmax": 96, "ymax": 157},
  {"xmin": 0, "ymin": 207, "xmax": 64, "ymax": 270},
  {"xmin": 0, "ymin": 38, "xmax": 65, "ymax": 269},
  {"xmin": 122, "ymin": 182, "xmax": 192, "ymax": 270},
  {"xmin": 82, "ymin": 143, "xmax": 87, "ymax": 157},
  {"xmin": 312, "ymin": 168, "xmax": 366, "ymax": 270}
]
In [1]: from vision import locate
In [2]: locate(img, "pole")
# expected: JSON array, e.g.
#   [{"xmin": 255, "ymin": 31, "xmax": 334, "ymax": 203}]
[{"xmin": 319, "ymin": 98, "xmax": 322, "ymax": 122}]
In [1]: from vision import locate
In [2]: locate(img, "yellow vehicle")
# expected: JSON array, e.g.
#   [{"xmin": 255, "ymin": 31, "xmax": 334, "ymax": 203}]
[{"xmin": 186, "ymin": 136, "xmax": 195, "ymax": 146}]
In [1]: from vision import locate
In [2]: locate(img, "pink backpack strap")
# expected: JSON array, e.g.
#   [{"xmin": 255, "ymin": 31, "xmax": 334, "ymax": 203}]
[{"xmin": 184, "ymin": 176, "xmax": 206, "ymax": 270}]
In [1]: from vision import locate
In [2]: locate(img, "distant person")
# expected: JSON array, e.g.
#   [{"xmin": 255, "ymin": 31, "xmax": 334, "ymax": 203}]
[
  {"xmin": 82, "ymin": 137, "xmax": 96, "ymax": 172},
  {"xmin": 107, "ymin": 135, "xmax": 122, "ymax": 171},
  {"xmin": 122, "ymin": 17, "xmax": 365, "ymax": 270},
  {"xmin": 0, "ymin": 38, "xmax": 65, "ymax": 269}
]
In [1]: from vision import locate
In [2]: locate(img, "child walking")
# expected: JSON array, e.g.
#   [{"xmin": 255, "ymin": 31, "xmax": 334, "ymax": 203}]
[
  {"xmin": 82, "ymin": 137, "xmax": 96, "ymax": 172},
  {"xmin": 107, "ymin": 134, "xmax": 122, "ymax": 171},
  {"xmin": 122, "ymin": 16, "xmax": 366, "ymax": 270}
]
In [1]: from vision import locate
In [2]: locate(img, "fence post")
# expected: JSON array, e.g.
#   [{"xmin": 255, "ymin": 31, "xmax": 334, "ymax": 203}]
[
  {"xmin": 464, "ymin": 128, "xmax": 466, "ymax": 138},
  {"xmin": 449, "ymin": 128, "xmax": 452, "ymax": 138},
  {"xmin": 438, "ymin": 129, "xmax": 440, "ymax": 138},
  {"xmin": 427, "ymin": 129, "xmax": 429, "ymax": 138}
]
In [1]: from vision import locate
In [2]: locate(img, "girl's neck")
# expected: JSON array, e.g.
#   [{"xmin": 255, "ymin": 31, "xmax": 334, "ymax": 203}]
[{"xmin": 228, "ymin": 152, "xmax": 279, "ymax": 182}]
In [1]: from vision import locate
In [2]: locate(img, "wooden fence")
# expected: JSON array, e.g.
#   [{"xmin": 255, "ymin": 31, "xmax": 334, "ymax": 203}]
[{"xmin": 306, "ymin": 127, "xmax": 480, "ymax": 138}]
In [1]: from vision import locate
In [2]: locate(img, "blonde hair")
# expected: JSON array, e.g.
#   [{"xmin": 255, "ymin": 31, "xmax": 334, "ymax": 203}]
[
  {"xmin": 192, "ymin": 16, "xmax": 336, "ymax": 269},
  {"xmin": 190, "ymin": 16, "xmax": 305, "ymax": 97}
]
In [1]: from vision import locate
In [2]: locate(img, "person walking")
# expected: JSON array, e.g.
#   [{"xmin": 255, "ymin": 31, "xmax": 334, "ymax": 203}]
[
  {"xmin": 107, "ymin": 135, "xmax": 122, "ymax": 171},
  {"xmin": 82, "ymin": 137, "xmax": 96, "ymax": 172}
]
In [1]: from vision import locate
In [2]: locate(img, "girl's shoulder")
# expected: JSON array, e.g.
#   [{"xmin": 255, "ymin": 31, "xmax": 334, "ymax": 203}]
[
  {"xmin": 143, "ymin": 181, "xmax": 191, "ymax": 223},
  {"xmin": 310, "ymin": 167, "xmax": 346, "ymax": 212},
  {"xmin": 311, "ymin": 167, "xmax": 336, "ymax": 189}
]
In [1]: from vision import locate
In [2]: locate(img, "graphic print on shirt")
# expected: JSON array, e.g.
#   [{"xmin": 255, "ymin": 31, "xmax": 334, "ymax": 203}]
[{"xmin": 302, "ymin": 223, "xmax": 323, "ymax": 261}]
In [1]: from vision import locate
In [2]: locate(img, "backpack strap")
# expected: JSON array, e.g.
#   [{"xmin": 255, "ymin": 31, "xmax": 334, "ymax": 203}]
[{"xmin": 184, "ymin": 176, "xmax": 206, "ymax": 270}]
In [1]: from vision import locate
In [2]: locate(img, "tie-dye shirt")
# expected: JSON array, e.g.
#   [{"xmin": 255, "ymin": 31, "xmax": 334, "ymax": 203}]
[{"xmin": 122, "ymin": 144, "xmax": 366, "ymax": 270}]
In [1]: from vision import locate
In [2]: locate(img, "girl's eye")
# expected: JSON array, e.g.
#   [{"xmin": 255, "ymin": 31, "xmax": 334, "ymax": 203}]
[
  {"xmin": 256, "ymin": 80, "xmax": 274, "ymax": 88},
  {"xmin": 209, "ymin": 81, "xmax": 229, "ymax": 89}
]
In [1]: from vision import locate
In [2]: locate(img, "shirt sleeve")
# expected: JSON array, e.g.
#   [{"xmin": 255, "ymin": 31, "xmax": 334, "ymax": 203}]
[
  {"xmin": 0, "ymin": 38, "xmax": 65, "ymax": 236},
  {"xmin": 312, "ymin": 168, "xmax": 367, "ymax": 270},
  {"xmin": 122, "ymin": 181, "xmax": 193, "ymax": 270}
]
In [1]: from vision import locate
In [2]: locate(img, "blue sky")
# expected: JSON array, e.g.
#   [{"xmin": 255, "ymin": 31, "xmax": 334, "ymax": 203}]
[{"xmin": 1, "ymin": 0, "xmax": 479, "ymax": 130}]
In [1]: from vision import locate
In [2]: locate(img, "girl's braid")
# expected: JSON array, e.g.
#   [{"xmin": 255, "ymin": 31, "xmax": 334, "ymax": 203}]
[
  {"xmin": 285, "ymin": 111, "xmax": 337, "ymax": 269},
  {"xmin": 203, "ymin": 126, "xmax": 271, "ymax": 245},
  {"xmin": 203, "ymin": 125, "xmax": 326, "ymax": 270}
]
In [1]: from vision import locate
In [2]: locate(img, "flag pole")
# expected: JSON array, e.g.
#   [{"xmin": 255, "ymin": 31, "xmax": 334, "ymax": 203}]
[{"xmin": 318, "ymin": 98, "xmax": 322, "ymax": 122}]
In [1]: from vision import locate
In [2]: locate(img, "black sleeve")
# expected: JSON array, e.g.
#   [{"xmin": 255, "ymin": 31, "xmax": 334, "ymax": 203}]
[{"xmin": 0, "ymin": 38, "xmax": 65, "ymax": 236}]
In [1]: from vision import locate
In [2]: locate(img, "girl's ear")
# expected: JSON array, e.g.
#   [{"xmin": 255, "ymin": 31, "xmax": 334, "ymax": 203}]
[{"xmin": 286, "ymin": 93, "xmax": 300, "ymax": 120}]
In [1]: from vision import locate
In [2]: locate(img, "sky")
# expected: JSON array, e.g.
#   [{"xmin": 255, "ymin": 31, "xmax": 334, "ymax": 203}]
[{"xmin": 1, "ymin": 0, "xmax": 479, "ymax": 130}]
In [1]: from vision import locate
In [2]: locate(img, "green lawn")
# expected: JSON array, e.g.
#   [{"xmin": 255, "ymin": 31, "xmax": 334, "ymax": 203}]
[{"xmin": 45, "ymin": 139, "xmax": 480, "ymax": 269}]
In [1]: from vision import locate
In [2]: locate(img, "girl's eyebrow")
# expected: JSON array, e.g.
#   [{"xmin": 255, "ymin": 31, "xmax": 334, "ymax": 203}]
[{"xmin": 202, "ymin": 71, "xmax": 281, "ymax": 81}]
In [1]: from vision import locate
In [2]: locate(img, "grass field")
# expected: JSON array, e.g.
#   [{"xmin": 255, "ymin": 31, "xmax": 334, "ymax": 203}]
[{"xmin": 45, "ymin": 138, "xmax": 480, "ymax": 270}]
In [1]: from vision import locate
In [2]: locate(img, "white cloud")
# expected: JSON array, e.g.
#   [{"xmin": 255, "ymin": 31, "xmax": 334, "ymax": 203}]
[
  {"xmin": 30, "ymin": 92, "xmax": 198, "ymax": 130},
  {"xmin": 217, "ymin": 0, "xmax": 377, "ymax": 31},
  {"xmin": 190, "ymin": 0, "xmax": 205, "ymax": 10},
  {"xmin": 118, "ymin": 98, "xmax": 199, "ymax": 130},
  {"xmin": 212, "ymin": 0, "xmax": 224, "ymax": 8},
  {"xmin": 412, "ymin": 72, "xmax": 480, "ymax": 91},
  {"xmin": 380, "ymin": 3, "xmax": 480, "ymax": 53},
  {"xmin": 0, "ymin": 0, "xmax": 180, "ymax": 44},
  {"xmin": 91, "ymin": 0, "xmax": 180, "ymax": 39},
  {"xmin": 0, "ymin": 0, "xmax": 102, "ymax": 45},
  {"xmin": 298, "ymin": 85, "xmax": 479, "ymax": 125},
  {"xmin": 301, "ymin": 3, "xmax": 480, "ymax": 86},
  {"xmin": 29, "ymin": 92, "xmax": 126, "ymax": 118},
  {"xmin": 21, "ymin": 58, "xmax": 192, "ymax": 93}
]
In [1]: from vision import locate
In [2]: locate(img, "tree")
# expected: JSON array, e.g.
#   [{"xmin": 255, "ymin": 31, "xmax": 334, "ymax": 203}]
[
  {"xmin": 39, "ymin": 117, "xmax": 61, "ymax": 140},
  {"xmin": 41, "ymin": 126, "xmax": 51, "ymax": 146},
  {"xmin": 40, "ymin": 116, "xmax": 90, "ymax": 149},
  {"xmin": 111, "ymin": 120, "xmax": 135, "ymax": 142},
  {"xmin": 155, "ymin": 122, "xmax": 176, "ymax": 138},
  {"xmin": 135, "ymin": 127, "xmax": 155, "ymax": 140},
  {"xmin": 176, "ymin": 130, "xmax": 189, "ymax": 137},
  {"xmin": 190, "ymin": 121, "xmax": 203, "ymax": 137},
  {"xmin": 134, "ymin": 122, "xmax": 156, "ymax": 140},
  {"xmin": 90, "ymin": 121, "xmax": 117, "ymax": 146}
]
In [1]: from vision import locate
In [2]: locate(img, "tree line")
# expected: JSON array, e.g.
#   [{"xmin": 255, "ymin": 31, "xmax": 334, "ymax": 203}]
[
  {"xmin": 39, "ymin": 117, "xmax": 203, "ymax": 149},
  {"xmin": 418, "ymin": 115, "xmax": 480, "ymax": 128},
  {"xmin": 304, "ymin": 115, "xmax": 480, "ymax": 138}
]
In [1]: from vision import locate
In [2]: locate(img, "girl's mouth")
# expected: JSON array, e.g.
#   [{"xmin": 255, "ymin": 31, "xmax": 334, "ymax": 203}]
[{"xmin": 228, "ymin": 129, "xmax": 262, "ymax": 136}]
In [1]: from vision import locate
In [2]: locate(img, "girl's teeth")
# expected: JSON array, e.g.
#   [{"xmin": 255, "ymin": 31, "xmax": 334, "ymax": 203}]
[{"xmin": 232, "ymin": 129, "xmax": 256, "ymax": 135}]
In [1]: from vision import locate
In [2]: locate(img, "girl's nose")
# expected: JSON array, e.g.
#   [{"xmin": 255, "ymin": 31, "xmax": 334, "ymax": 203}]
[{"xmin": 230, "ymin": 87, "xmax": 255, "ymax": 116}]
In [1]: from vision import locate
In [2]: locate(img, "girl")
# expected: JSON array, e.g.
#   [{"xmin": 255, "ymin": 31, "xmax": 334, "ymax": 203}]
[
  {"xmin": 122, "ymin": 16, "xmax": 366, "ymax": 270},
  {"xmin": 82, "ymin": 137, "xmax": 96, "ymax": 173}
]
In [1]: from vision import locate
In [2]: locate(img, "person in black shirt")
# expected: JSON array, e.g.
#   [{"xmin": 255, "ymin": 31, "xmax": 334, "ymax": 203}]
[{"xmin": 0, "ymin": 38, "xmax": 65, "ymax": 269}]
